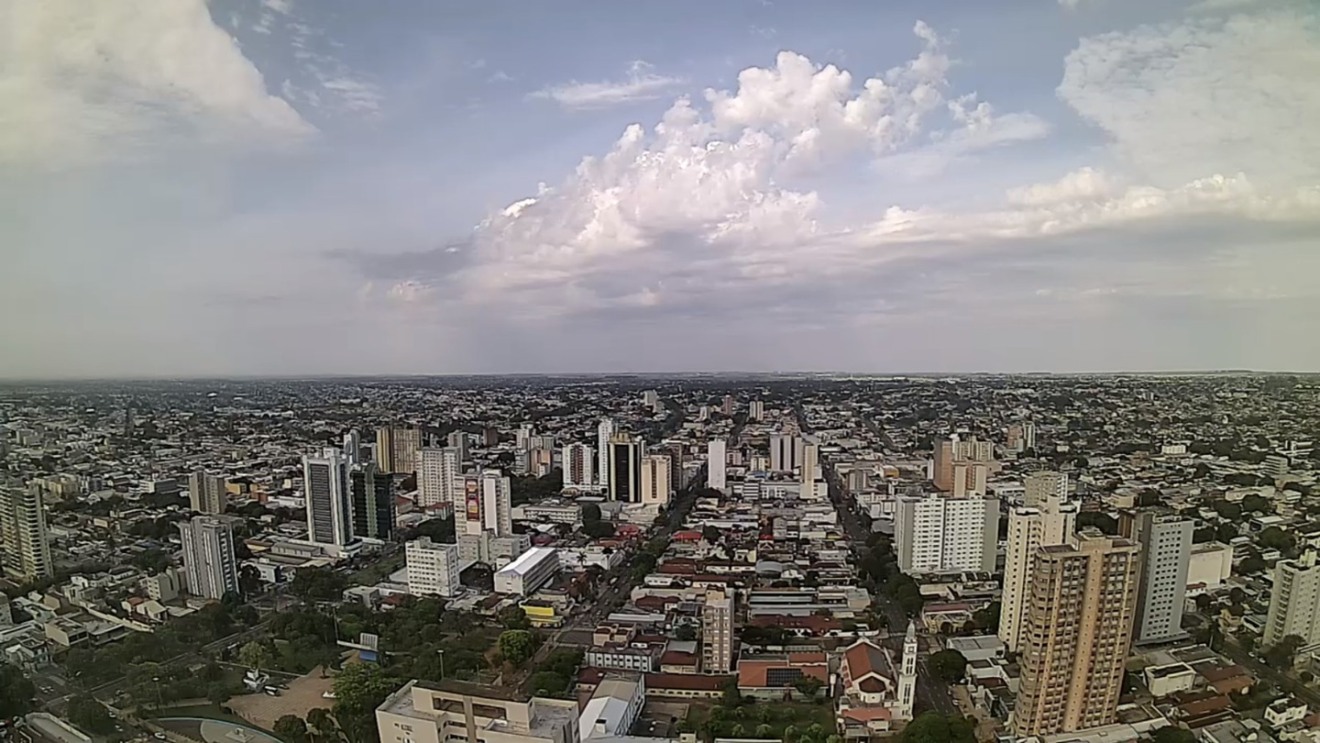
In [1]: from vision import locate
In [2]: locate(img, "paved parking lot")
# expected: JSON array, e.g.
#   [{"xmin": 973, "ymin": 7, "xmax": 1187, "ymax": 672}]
[{"xmin": 227, "ymin": 667, "xmax": 335, "ymax": 731}]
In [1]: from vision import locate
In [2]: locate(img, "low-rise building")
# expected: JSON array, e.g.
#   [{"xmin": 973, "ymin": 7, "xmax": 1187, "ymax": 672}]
[
  {"xmin": 495, "ymin": 547, "xmax": 560, "ymax": 596},
  {"xmin": 376, "ymin": 680, "xmax": 579, "ymax": 743}
]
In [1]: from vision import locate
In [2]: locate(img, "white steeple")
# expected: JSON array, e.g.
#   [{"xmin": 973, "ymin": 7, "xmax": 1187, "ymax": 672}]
[{"xmin": 896, "ymin": 620, "xmax": 918, "ymax": 721}]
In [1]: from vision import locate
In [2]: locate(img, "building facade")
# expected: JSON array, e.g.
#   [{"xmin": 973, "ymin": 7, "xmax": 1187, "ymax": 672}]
[
  {"xmin": 376, "ymin": 680, "xmax": 579, "ymax": 743},
  {"xmin": 0, "ymin": 485, "xmax": 53, "ymax": 581},
  {"xmin": 406, "ymin": 537, "xmax": 462, "ymax": 598},
  {"xmin": 376, "ymin": 426, "xmax": 421, "ymax": 474},
  {"xmin": 894, "ymin": 494, "xmax": 999, "ymax": 575},
  {"xmin": 303, "ymin": 449, "xmax": 354, "ymax": 548},
  {"xmin": 188, "ymin": 470, "xmax": 227, "ymax": 514},
  {"xmin": 1013, "ymin": 531, "xmax": 1141, "ymax": 737},
  {"xmin": 702, "ymin": 586, "xmax": 734, "ymax": 673},
  {"xmin": 561, "ymin": 443, "xmax": 595, "ymax": 490},
  {"xmin": 640, "ymin": 454, "xmax": 672, "ymax": 506},
  {"xmin": 1132, "ymin": 512, "xmax": 1193, "ymax": 644},
  {"xmin": 1264, "ymin": 550, "xmax": 1320, "ymax": 647},
  {"xmin": 596, "ymin": 419, "xmax": 615, "ymax": 489},
  {"xmin": 178, "ymin": 515, "xmax": 240, "ymax": 600},
  {"xmin": 351, "ymin": 464, "xmax": 395, "ymax": 540},
  {"xmin": 494, "ymin": 547, "xmax": 560, "ymax": 596},
  {"xmin": 1000, "ymin": 473, "xmax": 1077, "ymax": 652},
  {"xmin": 607, "ymin": 434, "xmax": 643, "ymax": 503},
  {"xmin": 417, "ymin": 447, "xmax": 462, "ymax": 510},
  {"xmin": 707, "ymin": 439, "xmax": 727, "ymax": 492}
]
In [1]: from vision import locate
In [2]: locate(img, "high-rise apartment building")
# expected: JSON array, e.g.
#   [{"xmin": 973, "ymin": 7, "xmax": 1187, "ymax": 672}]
[
  {"xmin": 933, "ymin": 438, "xmax": 956, "ymax": 492},
  {"xmin": 707, "ymin": 439, "xmax": 727, "ymax": 492},
  {"xmin": 748, "ymin": 400, "xmax": 764, "ymax": 422},
  {"xmin": 1264, "ymin": 550, "xmax": 1320, "ymax": 647},
  {"xmin": 894, "ymin": 494, "xmax": 999, "ymax": 575},
  {"xmin": 1000, "ymin": 473, "xmax": 1078, "ymax": 652},
  {"xmin": 188, "ymin": 470, "xmax": 227, "ymax": 514},
  {"xmin": 303, "ymin": 449, "xmax": 353, "ymax": 548},
  {"xmin": 1013, "ymin": 531, "xmax": 1141, "ymax": 737},
  {"xmin": 597, "ymin": 418, "xmax": 615, "ymax": 488},
  {"xmin": 1132, "ymin": 512, "xmax": 1193, "ymax": 644},
  {"xmin": 721, "ymin": 395, "xmax": 734, "ymax": 416},
  {"xmin": 351, "ymin": 464, "xmax": 395, "ymax": 540},
  {"xmin": 561, "ymin": 443, "xmax": 595, "ymax": 489},
  {"xmin": 702, "ymin": 586, "xmax": 734, "ymax": 673},
  {"xmin": 640, "ymin": 454, "xmax": 672, "ymax": 506},
  {"xmin": 178, "ymin": 515, "xmax": 240, "ymax": 600},
  {"xmin": 0, "ymin": 486, "xmax": 53, "ymax": 581},
  {"xmin": 935, "ymin": 434, "xmax": 995, "ymax": 492},
  {"xmin": 376, "ymin": 426, "xmax": 421, "ymax": 474},
  {"xmin": 769, "ymin": 434, "xmax": 801, "ymax": 473},
  {"xmin": 801, "ymin": 441, "xmax": 820, "ymax": 489},
  {"xmin": 342, "ymin": 429, "xmax": 362, "ymax": 467},
  {"xmin": 406, "ymin": 537, "xmax": 462, "ymax": 598},
  {"xmin": 417, "ymin": 447, "xmax": 462, "ymax": 510},
  {"xmin": 445, "ymin": 431, "xmax": 469, "ymax": 462},
  {"xmin": 607, "ymin": 433, "xmax": 643, "ymax": 503},
  {"xmin": 458, "ymin": 470, "xmax": 513, "ymax": 537},
  {"xmin": 1007, "ymin": 422, "xmax": 1038, "ymax": 453},
  {"xmin": 951, "ymin": 462, "xmax": 988, "ymax": 496}
]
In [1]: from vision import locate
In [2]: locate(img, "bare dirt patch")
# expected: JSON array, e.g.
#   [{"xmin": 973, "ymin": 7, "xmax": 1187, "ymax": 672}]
[{"xmin": 227, "ymin": 666, "xmax": 336, "ymax": 730}]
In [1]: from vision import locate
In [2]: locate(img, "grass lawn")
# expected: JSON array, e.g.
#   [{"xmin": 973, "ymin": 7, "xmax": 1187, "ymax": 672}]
[
  {"xmin": 149, "ymin": 702, "xmax": 257, "ymax": 728},
  {"xmin": 350, "ymin": 552, "xmax": 405, "ymax": 585},
  {"xmin": 687, "ymin": 699, "xmax": 836, "ymax": 740}
]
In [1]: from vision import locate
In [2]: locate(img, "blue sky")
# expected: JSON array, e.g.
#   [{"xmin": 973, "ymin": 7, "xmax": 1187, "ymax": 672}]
[{"xmin": 2, "ymin": 0, "xmax": 1318, "ymax": 377}]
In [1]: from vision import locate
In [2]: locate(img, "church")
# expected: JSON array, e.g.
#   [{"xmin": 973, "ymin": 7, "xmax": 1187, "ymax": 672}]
[{"xmin": 837, "ymin": 621, "xmax": 919, "ymax": 738}]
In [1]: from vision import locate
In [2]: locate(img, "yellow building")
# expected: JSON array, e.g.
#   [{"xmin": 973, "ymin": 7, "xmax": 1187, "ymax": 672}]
[{"xmin": 522, "ymin": 602, "xmax": 561, "ymax": 628}]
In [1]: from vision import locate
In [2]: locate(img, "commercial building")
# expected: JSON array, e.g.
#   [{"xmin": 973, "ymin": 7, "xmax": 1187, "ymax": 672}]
[
  {"xmin": 417, "ymin": 447, "xmax": 462, "ymax": 510},
  {"xmin": 178, "ymin": 515, "xmax": 240, "ymax": 600},
  {"xmin": 0, "ymin": 485, "xmax": 53, "ymax": 581},
  {"xmin": 579, "ymin": 675, "xmax": 645, "ymax": 742},
  {"xmin": 1264, "ymin": 550, "xmax": 1320, "ymax": 647},
  {"xmin": 351, "ymin": 464, "xmax": 395, "ymax": 540},
  {"xmin": 893, "ymin": 494, "xmax": 999, "ymax": 575},
  {"xmin": 458, "ymin": 531, "xmax": 532, "ymax": 571},
  {"xmin": 1000, "ymin": 473, "xmax": 1077, "ymax": 652},
  {"xmin": 606, "ymin": 434, "xmax": 643, "ymax": 503},
  {"xmin": 702, "ymin": 586, "xmax": 734, "ymax": 673},
  {"xmin": 1013, "ymin": 530, "xmax": 1141, "ymax": 737},
  {"xmin": 640, "ymin": 455, "xmax": 672, "ymax": 506},
  {"xmin": 188, "ymin": 470, "xmax": 227, "ymax": 514},
  {"xmin": 1132, "ymin": 512, "xmax": 1193, "ymax": 644},
  {"xmin": 562, "ymin": 443, "xmax": 595, "ymax": 490},
  {"xmin": 376, "ymin": 426, "xmax": 421, "ymax": 474},
  {"xmin": 406, "ymin": 538, "xmax": 462, "ymax": 598},
  {"xmin": 707, "ymin": 439, "xmax": 727, "ymax": 492},
  {"xmin": 495, "ymin": 547, "xmax": 560, "ymax": 596},
  {"xmin": 303, "ymin": 449, "xmax": 354, "ymax": 549},
  {"xmin": 376, "ymin": 680, "xmax": 579, "ymax": 743}
]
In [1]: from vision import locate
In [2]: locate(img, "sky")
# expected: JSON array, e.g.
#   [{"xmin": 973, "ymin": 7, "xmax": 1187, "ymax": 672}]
[{"xmin": 2, "ymin": 0, "xmax": 1318, "ymax": 378}]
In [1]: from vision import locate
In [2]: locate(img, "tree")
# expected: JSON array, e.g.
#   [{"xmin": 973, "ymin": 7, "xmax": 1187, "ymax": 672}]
[
  {"xmin": 1216, "ymin": 523, "xmax": 1239, "ymax": 543},
  {"xmin": 240, "ymin": 640, "xmax": 271, "ymax": 671},
  {"xmin": 1212, "ymin": 501, "xmax": 1242, "ymax": 520},
  {"xmin": 498, "ymin": 605, "xmax": 532, "ymax": 631},
  {"xmin": 1259, "ymin": 526, "xmax": 1294, "ymax": 552},
  {"xmin": 307, "ymin": 707, "xmax": 334, "ymax": 737},
  {"xmin": 1194, "ymin": 594, "xmax": 1214, "ymax": 612},
  {"xmin": 1242, "ymin": 494, "xmax": 1273, "ymax": 515},
  {"xmin": 0, "ymin": 664, "xmax": 35, "ymax": 719},
  {"xmin": 1193, "ymin": 526, "xmax": 1217, "ymax": 544},
  {"xmin": 928, "ymin": 649, "xmax": 968, "ymax": 684},
  {"xmin": 721, "ymin": 678, "xmax": 743, "ymax": 707},
  {"xmin": 703, "ymin": 525, "xmax": 722, "ymax": 543},
  {"xmin": 333, "ymin": 664, "xmax": 396, "ymax": 743},
  {"xmin": 66, "ymin": 697, "xmax": 115, "ymax": 735},
  {"xmin": 793, "ymin": 675, "xmax": 824, "ymax": 698},
  {"xmin": 1238, "ymin": 555, "xmax": 1267, "ymax": 575},
  {"xmin": 207, "ymin": 682, "xmax": 231, "ymax": 706},
  {"xmin": 675, "ymin": 623, "xmax": 696, "ymax": 641},
  {"xmin": 274, "ymin": 715, "xmax": 309, "ymax": 743},
  {"xmin": 498, "ymin": 630, "xmax": 538, "ymax": 666},
  {"xmin": 1264, "ymin": 634, "xmax": 1305, "ymax": 669},
  {"xmin": 581, "ymin": 503, "xmax": 603, "ymax": 523},
  {"xmin": 972, "ymin": 602, "xmax": 1000, "ymax": 632},
  {"xmin": 1152, "ymin": 727, "xmax": 1196, "ymax": 743},
  {"xmin": 898, "ymin": 712, "xmax": 976, "ymax": 743},
  {"xmin": 290, "ymin": 567, "xmax": 347, "ymax": 602},
  {"xmin": 1075, "ymin": 511, "xmax": 1119, "ymax": 535}
]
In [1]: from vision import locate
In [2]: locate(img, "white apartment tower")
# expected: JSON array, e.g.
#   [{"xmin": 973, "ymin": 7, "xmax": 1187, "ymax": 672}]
[
  {"xmin": 417, "ymin": 447, "xmax": 462, "ymax": 510},
  {"xmin": 1000, "ymin": 472, "xmax": 1078, "ymax": 652},
  {"xmin": 894, "ymin": 493, "xmax": 999, "ymax": 575},
  {"xmin": 1132, "ymin": 512, "xmax": 1193, "ymax": 644},
  {"xmin": 896, "ymin": 621, "xmax": 918, "ymax": 720},
  {"xmin": 769, "ymin": 434, "xmax": 800, "ymax": 473},
  {"xmin": 561, "ymin": 444, "xmax": 595, "ymax": 489},
  {"xmin": 640, "ymin": 454, "xmax": 672, "ymax": 506},
  {"xmin": 0, "ymin": 485, "xmax": 53, "ymax": 581},
  {"xmin": 597, "ymin": 418, "xmax": 615, "ymax": 488},
  {"xmin": 1264, "ymin": 550, "xmax": 1320, "ymax": 647},
  {"xmin": 188, "ymin": 470, "xmax": 227, "ymax": 514},
  {"xmin": 178, "ymin": 515, "xmax": 240, "ymax": 600},
  {"xmin": 707, "ymin": 439, "xmax": 727, "ymax": 492},
  {"xmin": 303, "ymin": 449, "xmax": 354, "ymax": 548},
  {"xmin": 801, "ymin": 441, "xmax": 820, "ymax": 490},
  {"xmin": 406, "ymin": 537, "xmax": 462, "ymax": 598},
  {"xmin": 702, "ymin": 586, "xmax": 734, "ymax": 673},
  {"xmin": 458, "ymin": 469, "xmax": 513, "ymax": 537}
]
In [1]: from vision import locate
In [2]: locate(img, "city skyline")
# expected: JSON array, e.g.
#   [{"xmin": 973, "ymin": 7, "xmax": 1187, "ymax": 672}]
[{"xmin": 4, "ymin": 0, "xmax": 1318, "ymax": 377}]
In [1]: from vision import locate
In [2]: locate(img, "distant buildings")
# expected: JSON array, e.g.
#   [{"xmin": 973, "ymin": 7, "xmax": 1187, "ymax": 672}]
[
  {"xmin": 1131, "ymin": 511, "xmax": 1192, "ymax": 644},
  {"xmin": 1000, "ymin": 472, "xmax": 1077, "ymax": 652},
  {"xmin": 893, "ymin": 493, "xmax": 999, "ymax": 575},
  {"xmin": 606, "ymin": 433, "xmax": 643, "ymax": 503},
  {"xmin": 748, "ymin": 400, "xmax": 764, "ymax": 422},
  {"xmin": 303, "ymin": 449, "xmax": 354, "ymax": 549},
  {"xmin": 351, "ymin": 463, "xmax": 395, "ymax": 540},
  {"xmin": 375, "ymin": 426, "xmax": 421, "ymax": 474},
  {"xmin": 933, "ymin": 434, "xmax": 994, "ymax": 493},
  {"xmin": 1013, "ymin": 530, "xmax": 1141, "ymax": 737},
  {"xmin": 1006, "ymin": 421, "xmax": 1037, "ymax": 453},
  {"xmin": 0, "ymin": 485, "xmax": 53, "ymax": 581},
  {"xmin": 178, "ymin": 515, "xmax": 240, "ymax": 600},
  {"xmin": 406, "ymin": 537, "xmax": 461, "ymax": 598},
  {"xmin": 1264, "ymin": 550, "xmax": 1320, "ymax": 647},
  {"xmin": 561, "ymin": 443, "xmax": 594, "ymax": 490},
  {"xmin": 596, "ymin": 418, "xmax": 615, "ymax": 489},
  {"xmin": 702, "ymin": 586, "xmax": 734, "ymax": 673},
  {"xmin": 769, "ymin": 433, "xmax": 802, "ymax": 473},
  {"xmin": 640, "ymin": 454, "xmax": 672, "ymax": 506},
  {"xmin": 188, "ymin": 470, "xmax": 227, "ymax": 514},
  {"xmin": 707, "ymin": 439, "xmax": 727, "ymax": 492}
]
